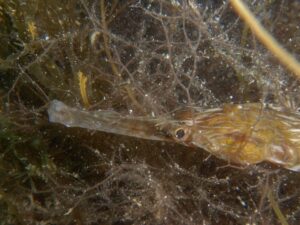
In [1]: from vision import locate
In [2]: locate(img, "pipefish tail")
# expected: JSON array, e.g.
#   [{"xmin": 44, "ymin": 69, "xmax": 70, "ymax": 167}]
[{"xmin": 48, "ymin": 100, "xmax": 300, "ymax": 172}]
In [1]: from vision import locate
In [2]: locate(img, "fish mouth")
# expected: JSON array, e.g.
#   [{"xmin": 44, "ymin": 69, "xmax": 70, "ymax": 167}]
[{"xmin": 48, "ymin": 100, "xmax": 75, "ymax": 127}]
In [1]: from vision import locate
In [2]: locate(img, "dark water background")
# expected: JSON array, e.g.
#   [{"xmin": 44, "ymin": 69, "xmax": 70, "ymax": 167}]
[{"xmin": 0, "ymin": 0, "xmax": 300, "ymax": 224}]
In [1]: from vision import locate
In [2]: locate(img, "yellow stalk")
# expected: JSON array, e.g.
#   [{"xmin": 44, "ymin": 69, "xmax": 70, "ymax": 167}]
[
  {"xmin": 78, "ymin": 71, "xmax": 90, "ymax": 108},
  {"xmin": 267, "ymin": 189, "xmax": 289, "ymax": 225},
  {"xmin": 230, "ymin": 0, "xmax": 300, "ymax": 78},
  {"xmin": 27, "ymin": 21, "xmax": 38, "ymax": 40}
]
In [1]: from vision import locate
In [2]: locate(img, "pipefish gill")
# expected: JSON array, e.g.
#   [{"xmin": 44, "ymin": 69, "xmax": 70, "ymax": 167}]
[{"xmin": 48, "ymin": 100, "xmax": 300, "ymax": 172}]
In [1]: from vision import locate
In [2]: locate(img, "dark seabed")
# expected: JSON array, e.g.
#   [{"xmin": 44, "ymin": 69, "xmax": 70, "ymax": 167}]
[{"xmin": 1, "ymin": 1, "xmax": 300, "ymax": 224}]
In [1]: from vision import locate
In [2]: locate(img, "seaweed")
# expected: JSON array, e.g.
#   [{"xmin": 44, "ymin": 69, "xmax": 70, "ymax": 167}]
[{"xmin": 1, "ymin": 0, "xmax": 300, "ymax": 224}]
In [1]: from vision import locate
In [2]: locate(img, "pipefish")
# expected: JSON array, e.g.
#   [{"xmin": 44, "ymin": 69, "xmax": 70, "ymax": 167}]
[{"xmin": 48, "ymin": 100, "xmax": 300, "ymax": 172}]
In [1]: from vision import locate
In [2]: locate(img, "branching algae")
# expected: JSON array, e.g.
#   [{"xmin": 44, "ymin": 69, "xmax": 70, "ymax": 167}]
[{"xmin": 48, "ymin": 100, "xmax": 300, "ymax": 172}]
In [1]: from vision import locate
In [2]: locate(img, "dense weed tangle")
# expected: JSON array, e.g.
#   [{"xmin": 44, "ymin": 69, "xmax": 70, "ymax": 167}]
[{"xmin": 1, "ymin": 0, "xmax": 300, "ymax": 224}]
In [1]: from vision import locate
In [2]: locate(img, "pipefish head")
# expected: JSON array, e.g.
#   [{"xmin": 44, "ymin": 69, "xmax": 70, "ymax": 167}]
[
  {"xmin": 160, "ymin": 104, "xmax": 300, "ymax": 171},
  {"xmin": 158, "ymin": 106, "xmax": 251, "ymax": 164},
  {"xmin": 156, "ymin": 120, "xmax": 193, "ymax": 145},
  {"xmin": 156, "ymin": 107, "xmax": 218, "ymax": 149}
]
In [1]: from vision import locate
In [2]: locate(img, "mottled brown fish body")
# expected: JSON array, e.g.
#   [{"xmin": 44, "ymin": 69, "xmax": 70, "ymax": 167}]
[{"xmin": 167, "ymin": 103, "xmax": 300, "ymax": 171}]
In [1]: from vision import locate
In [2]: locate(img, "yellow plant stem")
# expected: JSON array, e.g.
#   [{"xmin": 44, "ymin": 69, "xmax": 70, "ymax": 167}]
[
  {"xmin": 27, "ymin": 21, "xmax": 38, "ymax": 40},
  {"xmin": 267, "ymin": 189, "xmax": 289, "ymax": 225},
  {"xmin": 78, "ymin": 71, "xmax": 90, "ymax": 108},
  {"xmin": 100, "ymin": 0, "xmax": 145, "ymax": 114},
  {"xmin": 230, "ymin": 0, "xmax": 300, "ymax": 78},
  {"xmin": 100, "ymin": 0, "xmax": 120, "ymax": 78}
]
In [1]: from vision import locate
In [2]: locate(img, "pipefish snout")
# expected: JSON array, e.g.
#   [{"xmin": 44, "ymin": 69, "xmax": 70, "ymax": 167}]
[{"xmin": 48, "ymin": 100, "xmax": 300, "ymax": 172}]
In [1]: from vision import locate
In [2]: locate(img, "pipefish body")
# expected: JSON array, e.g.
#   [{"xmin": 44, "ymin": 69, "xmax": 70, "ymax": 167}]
[{"xmin": 48, "ymin": 100, "xmax": 300, "ymax": 172}]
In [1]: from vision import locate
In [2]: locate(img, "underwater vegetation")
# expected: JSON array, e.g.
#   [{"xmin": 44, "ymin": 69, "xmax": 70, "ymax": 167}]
[{"xmin": 1, "ymin": 0, "xmax": 300, "ymax": 224}]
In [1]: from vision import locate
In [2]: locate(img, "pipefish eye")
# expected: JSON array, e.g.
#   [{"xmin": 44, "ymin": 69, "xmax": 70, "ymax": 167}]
[
  {"xmin": 174, "ymin": 127, "xmax": 190, "ymax": 141},
  {"xmin": 175, "ymin": 128, "xmax": 186, "ymax": 139}
]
